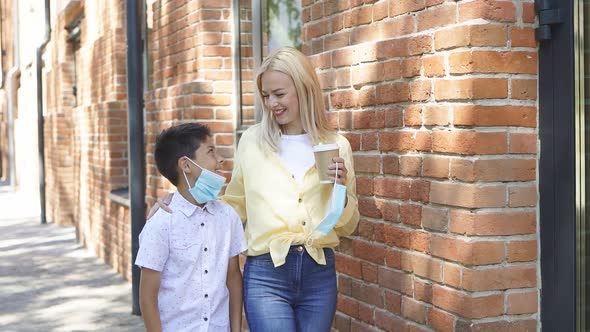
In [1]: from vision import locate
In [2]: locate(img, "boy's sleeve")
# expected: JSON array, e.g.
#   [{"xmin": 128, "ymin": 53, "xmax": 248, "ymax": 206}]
[
  {"xmin": 135, "ymin": 217, "xmax": 170, "ymax": 271},
  {"xmin": 228, "ymin": 210, "xmax": 248, "ymax": 257}
]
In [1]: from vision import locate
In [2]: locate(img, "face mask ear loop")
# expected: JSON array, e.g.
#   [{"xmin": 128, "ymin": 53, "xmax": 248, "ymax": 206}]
[{"xmin": 182, "ymin": 168, "xmax": 192, "ymax": 188}]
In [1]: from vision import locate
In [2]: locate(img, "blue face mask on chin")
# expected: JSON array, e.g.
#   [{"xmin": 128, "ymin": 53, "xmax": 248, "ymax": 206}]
[
  {"xmin": 182, "ymin": 157, "xmax": 226, "ymax": 204},
  {"xmin": 308, "ymin": 163, "xmax": 347, "ymax": 243}
]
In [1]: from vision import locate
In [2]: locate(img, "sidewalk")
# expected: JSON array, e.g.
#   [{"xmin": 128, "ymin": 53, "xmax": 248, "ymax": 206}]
[{"xmin": 0, "ymin": 190, "xmax": 144, "ymax": 331}]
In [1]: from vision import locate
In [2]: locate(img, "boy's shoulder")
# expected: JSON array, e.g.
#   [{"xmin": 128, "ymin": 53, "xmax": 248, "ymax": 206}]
[{"xmin": 144, "ymin": 207, "xmax": 174, "ymax": 232}]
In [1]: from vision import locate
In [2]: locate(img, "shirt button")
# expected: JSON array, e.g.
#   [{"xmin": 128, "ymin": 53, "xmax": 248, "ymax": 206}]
[
  {"xmin": 205, "ymin": 270, "xmax": 208, "ymax": 274},
  {"xmin": 205, "ymin": 294, "xmax": 208, "ymax": 298},
  {"xmin": 201, "ymin": 223, "xmax": 205, "ymax": 226},
  {"xmin": 204, "ymin": 317, "xmax": 208, "ymax": 321},
  {"xmin": 298, "ymin": 198, "xmax": 302, "ymax": 203},
  {"xmin": 302, "ymin": 221, "xmax": 306, "ymax": 226},
  {"xmin": 204, "ymin": 248, "xmax": 208, "ymax": 252}
]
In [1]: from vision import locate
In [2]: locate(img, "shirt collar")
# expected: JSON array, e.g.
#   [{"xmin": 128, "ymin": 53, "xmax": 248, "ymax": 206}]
[{"xmin": 170, "ymin": 191, "xmax": 218, "ymax": 217}]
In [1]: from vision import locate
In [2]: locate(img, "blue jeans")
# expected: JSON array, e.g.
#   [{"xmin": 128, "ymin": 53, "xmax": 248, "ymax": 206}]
[{"xmin": 243, "ymin": 246, "xmax": 337, "ymax": 332}]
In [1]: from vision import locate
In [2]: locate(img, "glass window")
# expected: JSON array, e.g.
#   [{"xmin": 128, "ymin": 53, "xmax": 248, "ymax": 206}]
[{"xmin": 234, "ymin": 0, "xmax": 302, "ymax": 133}]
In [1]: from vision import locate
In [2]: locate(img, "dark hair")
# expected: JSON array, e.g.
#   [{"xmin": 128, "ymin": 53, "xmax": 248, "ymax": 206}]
[{"xmin": 154, "ymin": 122, "xmax": 211, "ymax": 185}]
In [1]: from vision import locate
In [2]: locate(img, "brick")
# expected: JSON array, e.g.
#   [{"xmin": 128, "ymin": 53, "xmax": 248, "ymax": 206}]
[
  {"xmin": 337, "ymin": 294, "xmax": 360, "ymax": 318},
  {"xmin": 462, "ymin": 266, "xmax": 537, "ymax": 291},
  {"xmin": 506, "ymin": 290, "xmax": 538, "ymax": 315},
  {"xmin": 511, "ymin": 79, "xmax": 537, "ymax": 100},
  {"xmin": 385, "ymin": 290, "xmax": 402, "ymax": 314},
  {"xmin": 353, "ymin": 110, "xmax": 385, "ymax": 129},
  {"xmin": 359, "ymin": 197, "xmax": 383, "ymax": 218},
  {"xmin": 410, "ymin": 80, "xmax": 432, "ymax": 101},
  {"xmin": 354, "ymin": 155, "xmax": 381, "ymax": 173},
  {"xmin": 450, "ymin": 210, "xmax": 536, "ymax": 236},
  {"xmin": 402, "ymin": 252, "xmax": 441, "ymax": 282},
  {"xmin": 451, "ymin": 158, "xmax": 536, "ymax": 182},
  {"xmin": 443, "ymin": 262, "xmax": 462, "ymax": 288},
  {"xmin": 404, "ymin": 104, "xmax": 423, "ymax": 127},
  {"xmin": 410, "ymin": 179, "xmax": 430, "ymax": 203},
  {"xmin": 434, "ymin": 78, "xmax": 508, "ymax": 100},
  {"xmin": 435, "ymin": 24, "xmax": 507, "ymax": 50},
  {"xmin": 507, "ymin": 240, "xmax": 538, "ymax": 262},
  {"xmin": 352, "ymin": 239, "xmax": 387, "ymax": 264},
  {"xmin": 400, "ymin": 156, "xmax": 422, "ymax": 176},
  {"xmin": 402, "ymin": 297, "xmax": 427, "ymax": 323},
  {"xmin": 361, "ymin": 132, "xmax": 379, "ymax": 150},
  {"xmin": 430, "ymin": 235, "xmax": 505, "ymax": 265},
  {"xmin": 378, "ymin": 223, "xmax": 411, "ymax": 248},
  {"xmin": 522, "ymin": 2, "xmax": 536, "ymax": 23},
  {"xmin": 336, "ymin": 253, "xmax": 363, "ymax": 278},
  {"xmin": 458, "ymin": 319, "xmax": 537, "ymax": 331},
  {"xmin": 324, "ymin": 31, "xmax": 350, "ymax": 51},
  {"xmin": 509, "ymin": 133, "xmax": 537, "ymax": 154},
  {"xmin": 385, "ymin": 107, "xmax": 405, "ymax": 128},
  {"xmin": 430, "ymin": 182, "xmax": 506, "ymax": 208},
  {"xmin": 423, "ymin": 105, "xmax": 450, "ymax": 125},
  {"xmin": 511, "ymin": 26, "xmax": 536, "ymax": 48},
  {"xmin": 344, "ymin": 5, "xmax": 373, "ymax": 27},
  {"xmin": 417, "ymin": 4, "xmax": 457, "ymax": 32},
  {"xmin": 332, "ymin": 46, "xmax": 377, "ymax": 67},
  {"xmin": 375, "ymin": 309, "xmax": 407, "ymax": 332},
  {"xmin": 423, "ymin": 55, "xmax": 445, "ymax": 77},
  {"xmin": 383, "ymin": 155, "xmax": 400, "ymax": 175},
  {"xmin": 390, "ymin": 0, "xmax": 426, "ymax": 17},
  {"xmin": 432, "ymin": 131, "xmax": 507, "ymax": 155},
  {"xmin": 453, "ymin": 105, "xmax": 536, "ymax": 127},
  {"xmin": 334, "ymin": 313, "xmax": 351, "ymax": 332},
  {"xmin": 376, "ymin": 82, "xmax": 410, "ymax": 104},
  {"xmin": 432, "ymin": 285, "xmax": 504, "ymax": 319},
  {"xmin": 380, "ymin": 15, "xmax": 416, "ymax": 39},
  {"xmin": 378, "ymin": 266, "xmax": 413, "ymax": 294},
  {"xmin": 459, "ymin": 0, "xmax": 517, "ymax": 23},
  {"xmin": 414, "ymin": 279, "xmax": 433, "ymax": 303},
  {"xmin": 410, "ymin": 230, "xmax": 430, "ymax": 253},
  {"xmin": 449, "ymin": 51, "xmax": 537, "ymax": 75},
  {"xmin": 385, "ymin": 248, "xmax": 402, "ymax": 269},
  {"xmin": 422, "ymin": 156, "xmax": 450, "ymax": 179},
  {"xmin": 351, "ymin": 280, "xmax": 385, "ymax": 307},
  {"xmin": 376, "ymin": 35, "xmax": 433, "ymax": 59},
  {"xmin": 428, "ymin": 307, "xmax": 455, "ymax": 332},
  {"xmin": 374, "ymin": 176, "xmax": 411, "ymax": 200},
  {"xmin": 356, "ymin": 176, "xmax": 374, "ymax": 195},
  {"xmin": 402, "ymin": 57, "xmax": 422, "ymax": 78},
  {"xmin": 509, "ymin": 185, "xmax": 537, "ymax": 207},
  {"xmin": 362, "ymin": 261, "xmax": 380, "ymax": 283},
  {"xmin": 401, "ymin": 204, "xmax": 423, "ymax": 227},
  {"xmin": 421, "ymin": 206, "xmax": 448, "ymax": 231},
  {"xmin": 380, "ymin": 131, "xmax": 432, "ymax": 152}
]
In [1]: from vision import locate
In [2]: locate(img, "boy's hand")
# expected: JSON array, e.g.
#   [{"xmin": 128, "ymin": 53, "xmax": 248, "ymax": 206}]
[{"xmin": 147, "ymin": 193, "xmax": 174, "ymax": 220}]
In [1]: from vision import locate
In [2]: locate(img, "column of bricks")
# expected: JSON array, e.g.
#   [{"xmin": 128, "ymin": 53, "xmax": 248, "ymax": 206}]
[
  {"xmin": 303, "ymin": 0, "xmax": 538, "ymax": 331},
  {"xmin": 145, "ymin": 0, "xmax": 236, "ymax": 209}
]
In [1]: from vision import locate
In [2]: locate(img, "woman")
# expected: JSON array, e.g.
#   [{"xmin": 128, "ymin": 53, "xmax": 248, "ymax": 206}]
[{"xmin": 152, "ymin": 47, "xmax": 359, "ymax": 331}]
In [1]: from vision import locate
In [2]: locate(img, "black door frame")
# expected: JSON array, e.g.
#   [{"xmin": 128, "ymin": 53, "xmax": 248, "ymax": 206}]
[{"xmin": 538, "ymin": 0, "xmax": 577, "ymax": 330}]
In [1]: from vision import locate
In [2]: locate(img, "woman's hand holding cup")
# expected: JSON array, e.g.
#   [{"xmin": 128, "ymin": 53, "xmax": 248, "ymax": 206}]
[{"xmin": 327, "ymin": 157, "xmax": 347, "ymax": 185}]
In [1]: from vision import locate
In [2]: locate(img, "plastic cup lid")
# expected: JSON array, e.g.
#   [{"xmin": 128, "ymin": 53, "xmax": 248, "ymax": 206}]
[{"xmin": 312, "ymin": 143, "xmax": 339, "ymax": 152}]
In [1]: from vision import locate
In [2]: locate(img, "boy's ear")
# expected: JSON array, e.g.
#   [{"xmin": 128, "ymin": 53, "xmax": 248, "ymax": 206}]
[{"xmin": 177, "ymin": 157, "xmax": 192, "ymax": 174}]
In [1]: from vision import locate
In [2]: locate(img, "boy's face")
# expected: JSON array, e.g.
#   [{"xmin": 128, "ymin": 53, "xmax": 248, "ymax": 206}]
[{"xmin": 182, "ymin": 135, "xmax": 223, "ymax": 184}]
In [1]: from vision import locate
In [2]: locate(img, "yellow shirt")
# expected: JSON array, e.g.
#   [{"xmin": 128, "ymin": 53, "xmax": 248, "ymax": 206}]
[{"xmin": 221, "ymin": 125, "xmax": 360, "ymax": 267}]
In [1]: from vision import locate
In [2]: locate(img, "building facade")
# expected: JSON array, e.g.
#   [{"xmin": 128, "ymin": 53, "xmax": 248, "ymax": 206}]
[{"xmin": 4, "ymin": 0, "xmax": 575, "ymax": 331}]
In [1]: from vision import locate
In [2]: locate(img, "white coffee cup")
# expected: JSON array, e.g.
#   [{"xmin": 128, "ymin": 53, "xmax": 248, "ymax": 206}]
[{"xmin": 313, "ymin": 143, "xmax": 339, "ymax": 184}]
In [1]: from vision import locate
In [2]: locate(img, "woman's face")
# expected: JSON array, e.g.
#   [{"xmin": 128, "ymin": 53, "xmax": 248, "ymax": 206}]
[{"xmin": 260, "ymin": 70, "xmax": 303, "ymax": 135}]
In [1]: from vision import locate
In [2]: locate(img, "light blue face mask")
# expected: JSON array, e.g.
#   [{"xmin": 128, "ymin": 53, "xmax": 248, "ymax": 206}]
[
  {"xmin": 308, "ymin": 163, "xmax": 347, "ymax": 243},
  {"xmin": 182, "ymin": 157, "xmax": 226, "ymax": 204}
]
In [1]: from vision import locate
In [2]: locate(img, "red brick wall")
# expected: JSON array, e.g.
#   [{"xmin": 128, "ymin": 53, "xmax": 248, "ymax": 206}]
[
  {"xmin": 302, "ymin": 0, "xmax": 538, "ymax": 330},
  {"xmin": 44, "ymin": 1, "xmax": 133, "ymax": 279}
]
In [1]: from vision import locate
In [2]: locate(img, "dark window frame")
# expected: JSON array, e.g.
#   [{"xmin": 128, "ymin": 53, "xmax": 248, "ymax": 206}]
[{"xmin": 538, "ymin": 0, "xmax": 577, "ymax": 330}]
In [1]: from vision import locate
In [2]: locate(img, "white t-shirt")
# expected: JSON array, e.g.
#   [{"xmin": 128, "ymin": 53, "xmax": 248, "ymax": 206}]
[
  {"xmin": 278, "ymin": 133, "xmax": 315, "ymax": 184},
  {"xmin": 135, "ymin": 192, "xmax": 247, "ymax": 332}
]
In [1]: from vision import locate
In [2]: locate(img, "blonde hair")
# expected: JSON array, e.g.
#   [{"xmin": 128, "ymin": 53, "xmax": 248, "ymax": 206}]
[{"xmin": 255, "ymin": 47, "xmax": 335, "ymax": 152}]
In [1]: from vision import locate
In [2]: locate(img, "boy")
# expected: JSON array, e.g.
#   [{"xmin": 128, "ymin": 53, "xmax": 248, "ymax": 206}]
[{"xmin": 135, "ymin": 123, "xmax": 247, "ymax": 332}]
